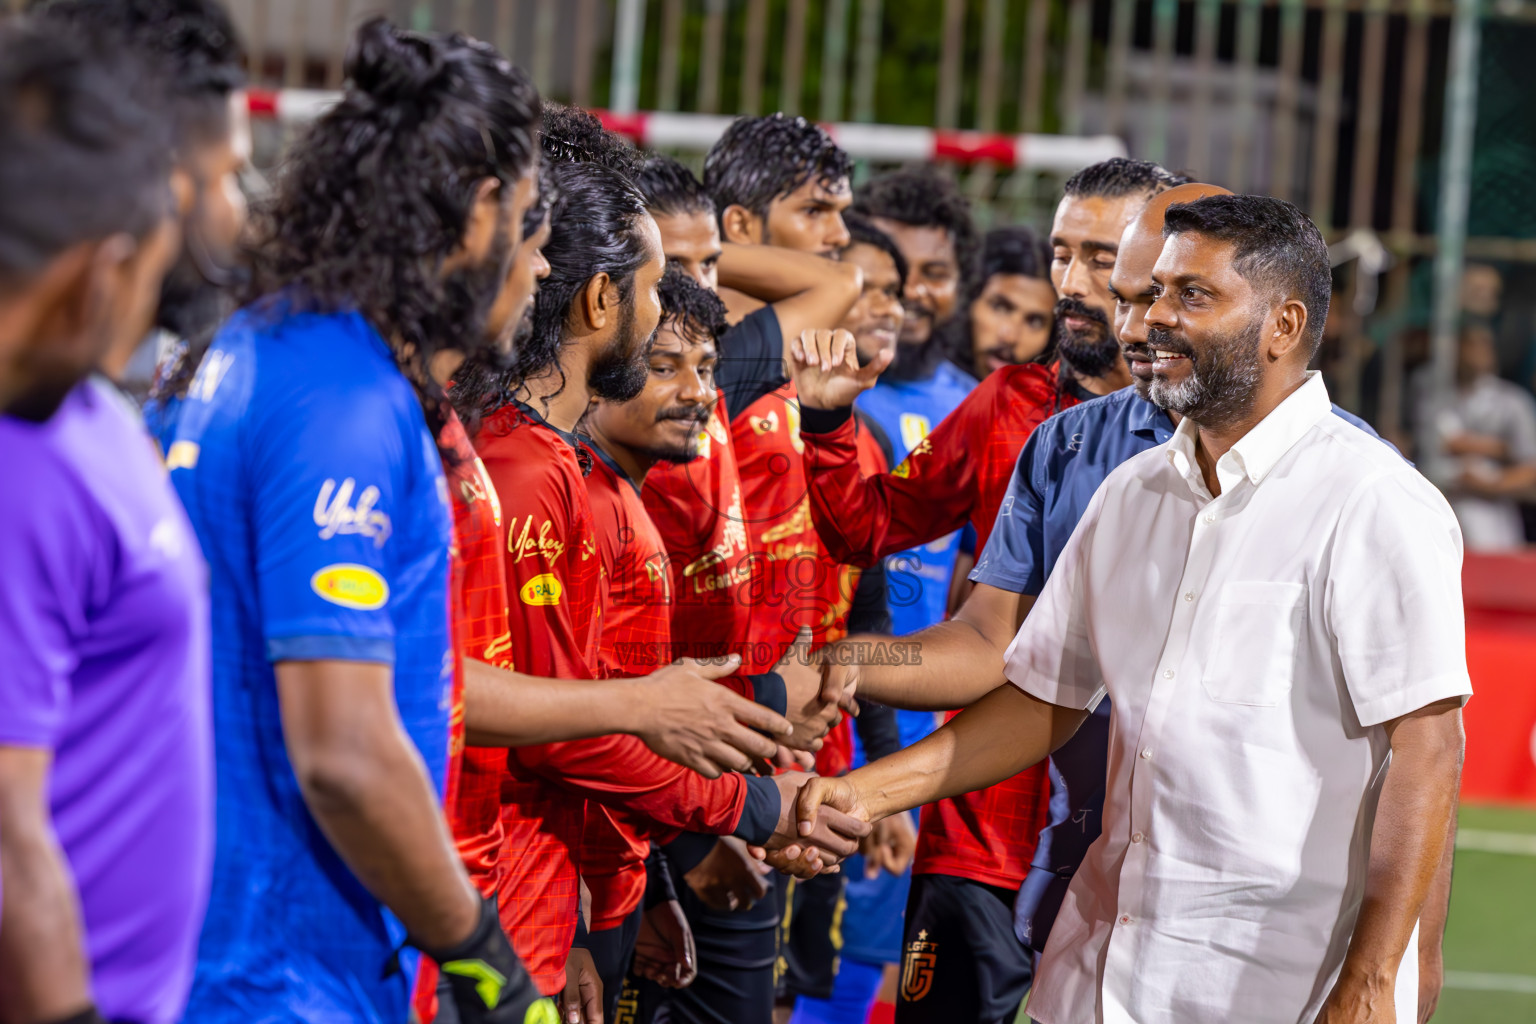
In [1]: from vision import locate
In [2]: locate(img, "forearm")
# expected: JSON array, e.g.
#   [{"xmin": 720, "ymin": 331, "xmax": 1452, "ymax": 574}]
[
  {"xmin": 293, "ymin": 731, "xmax": 478, "ymax": 951},
  {"xmin": 716, "ymin": 243, "xmax": 859, "ymax": 305},
  {"xmin": 1419, "ymin": 810, "xmax": 1457, "ymax": 962},
  {"xmin": 0, "ymin": 815, "xmax": 92, "ymax": 1021},
  {"xmin": 464, "ymin": 661, "xmax": 649, "ymax": 746},
  {"xmin": 1339, "ymin": 709, "xmax": 1463, "ymax": 987},
  {"xmin": 850, "ymin": 685, "xmax": 1079, "ymax": 820},
  {"xmin": 845, "ymin": 617, "xmax": 1009, "ymax": 711},
  {"xmin": 526, "ymin": 735, "xmax": 763, "ymax": 840}
]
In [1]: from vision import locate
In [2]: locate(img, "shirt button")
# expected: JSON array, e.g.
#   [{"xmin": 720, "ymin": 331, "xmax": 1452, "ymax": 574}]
[
  {"xmin": 1204, "ymin": 512, "xmax": 1216, "ymax": 524},
  {"xmin": 1183, "ymin": 591, "xmax": 1195, "ymax": 602},
  {"xmin": 1119, "ymin": 914, "xmax": 1134, "ymax": 925},
  {"xmin": 1132, "ymin": 831, "xmax": 1145, "ymax": 844},
  {"xmin": 1163, "ymin": 668, "xmax": 1175, "ymax": 679},
  {"xmin": 1140, "ymin": 748, "xmax": 1153, "ymax": 760}
]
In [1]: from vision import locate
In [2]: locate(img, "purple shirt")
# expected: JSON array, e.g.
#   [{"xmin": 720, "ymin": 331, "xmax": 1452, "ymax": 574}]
[{"xmin": 0, "ymin": 379, "xmax": 212, "ymax": 1024}]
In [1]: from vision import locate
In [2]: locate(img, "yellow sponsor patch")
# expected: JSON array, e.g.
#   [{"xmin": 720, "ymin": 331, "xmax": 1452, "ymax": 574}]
[
  {"xmin": 892, "ymin": 457, "xmax": 913, "ymax": 479},
  {"xmin": 310, "ymin": 564, "xmax": 389, "ymax": 610},
  {"xmin": 165, "ymin": 441, "xmax": 200, "ymax": 471},
  {"xmin": 520, "ymin": 572, "xmax": 563, "ymax": 606}
]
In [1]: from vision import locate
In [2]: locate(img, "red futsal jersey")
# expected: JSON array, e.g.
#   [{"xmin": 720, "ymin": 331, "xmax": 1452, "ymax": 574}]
[
  {"xmin": 641, "ymin": 395, "xmax": 763, "ymax": 671},
  {"xmin": 471, "ymin": 402, "xmax": 757, "ymax": 993},
  {"xmin": 799, "ymin": 363, "xmax": 1078, "ymax": 889},
  {"xmin": 417, "ymin": 409, "xmax": 513, "ymax": 1023},
  {"xmin": 732, "ymin": 382, "xmax": 865, "ymax": 660},
  {"xmin": 582, "ymin": 443, "xmax": 672, "ymax": 930}
]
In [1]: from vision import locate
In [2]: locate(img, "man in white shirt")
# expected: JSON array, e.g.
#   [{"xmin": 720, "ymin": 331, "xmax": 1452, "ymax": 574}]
[{"xmin": 793, "ymin": 194, "xmax": 1470, "ymax": 1024}]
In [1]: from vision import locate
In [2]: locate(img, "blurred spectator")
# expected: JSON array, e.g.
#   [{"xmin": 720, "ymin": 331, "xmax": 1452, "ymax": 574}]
[
  {"xmin": 952, "ymin": 225, "xmax": 1056, "ymax": 379},
  {"xmin": 1414, "ymin": 323, "xmax": 1536, "ymax": 550},
  {"xmin": 1460, "ymin": 262, "xmax": 1503, "ymax": 322}
]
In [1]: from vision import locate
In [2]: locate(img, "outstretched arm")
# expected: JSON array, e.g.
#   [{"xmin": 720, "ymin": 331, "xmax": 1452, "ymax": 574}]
[
  {"xmin": 1317, "ymin": 699, "xmax": 1464, "ymax": 1024},
  {"xmin": 794, "ymin": 685, "xmax": 1086, "ymax": 831},
  {"xmin": 824, "ymin": 582, "xmax": 1033, "ymax": 713},
  {"xmin": 463, "ymin": 654, "xmax": 795, "ymax": 778}
]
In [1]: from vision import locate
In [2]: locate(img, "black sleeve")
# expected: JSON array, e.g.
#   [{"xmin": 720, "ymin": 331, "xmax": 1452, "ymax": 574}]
[
  {"xmin": 717, "ymin": 305, "xmax": 786, "ymax": 421},
  {"xmin": 853, "ymin": 700, "xmax": 901, "ymax": 761},
  {"xmin": 644, "ymin": 844, "xmax": 680, "ymax": 909}
]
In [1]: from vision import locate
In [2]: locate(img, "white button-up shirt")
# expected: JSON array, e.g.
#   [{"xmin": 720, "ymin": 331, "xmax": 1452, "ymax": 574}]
[{"xmin": 1005, "ymin": 372, "xmax": 1472, "ymax": 1024}]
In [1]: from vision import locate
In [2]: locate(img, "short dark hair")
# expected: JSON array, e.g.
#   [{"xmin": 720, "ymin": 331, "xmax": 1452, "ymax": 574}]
[
  {"xmin": 1063, "ymin": 157, "xmax": 1190, "ymax": 200},
  {"xmin": 540, "ymin": 101, "xmax": 642, "ymax": 177},
  {"xmin": 244, "ymin": 18, "xmax": 541, "ymax": 399},
  {"xmin": 636, "ymin": 155, "xmax": 714, "ymax": 220},
  {"xmin": 702, "ymin": 113, "xmax": 852, "ymax": 223},
  {"xmin": 657, "ymin": 263, "xmax": 728, "ymax": 349},
  {"xmin": 32, "ymin": 0, "xmax": 245, "ymax": 146},
  {"xmin": 842, "ymin": 212, "xmax": 908, "ymax": 290},
  {"xmin": 1162, "ymin": 194, "xmax": 1332, "ymax": 354},
  {"xmin": 979, "ymin": 225, "xmax": 1050, "ymax": 283},
  {"xmin": 852, "ymin": 166, "xmax": 978, "ymax": 289},
  {"xmin": 0, "ymin": 16, "xmax": 174, "ymax": 285}
]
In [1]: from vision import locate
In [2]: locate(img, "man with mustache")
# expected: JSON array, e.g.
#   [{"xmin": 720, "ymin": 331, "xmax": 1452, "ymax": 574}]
[
  {"xmin": 959, "ymin": 226, "xmax": 1057, "ymax": 379},
  {"xmin": 789, "ymin": 158, "xmax": 1184, "ymax": 1024},
  {"xmin": 795, "ymin": 192, "xmax": 1468, "ymax": 1024}
]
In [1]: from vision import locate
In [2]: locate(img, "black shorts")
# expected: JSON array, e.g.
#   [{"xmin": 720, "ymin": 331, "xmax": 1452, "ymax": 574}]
[
  {"xmin": 894, "ymin": 874, "xmax": 1033, "ymax": 1024},
  {"xmin": 620, "ymin": 842, "xmax": 782, "ymax": 1024},
  {"xmin": 775, "ymin": 872, "xmax": 847, "ymax": 1004},
  {"xmin": 588, "ymin": 901, "xmax": 646, "ymax": 1022}
]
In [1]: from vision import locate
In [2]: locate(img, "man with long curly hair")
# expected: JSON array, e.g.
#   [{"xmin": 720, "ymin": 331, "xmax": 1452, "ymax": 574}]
[{"xmin": 162, "ymin": 20, "xmax": 552, "ymax": 1024}]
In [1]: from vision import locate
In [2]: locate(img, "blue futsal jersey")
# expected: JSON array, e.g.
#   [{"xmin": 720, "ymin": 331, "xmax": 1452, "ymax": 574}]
[
  {"xmin": 168, "ymin": 302, "xmax": 454, "ymax": 1023},
  {"xmin": 854, "ymin": 361, "xmax": 976, "ymax": 639}
]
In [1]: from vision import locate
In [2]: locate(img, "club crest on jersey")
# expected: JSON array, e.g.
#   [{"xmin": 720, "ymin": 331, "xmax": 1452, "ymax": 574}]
[
  {"xmin": 311, "ymin": 563, "xmax": 389, "ymax": 610},
  {"xmin": 899, "ymin": 413, "xmax": 931, "ymax": 452},
  {"xmin": 314, "ymin": 478, "xmax": 392, "ymax": 547},
  {"xmin": 890, "ymin": 437, "xmax": 933, "ymax": 479},
  {"xmin": 900, "ymin": 930, "xmax": 938, "ymax": 1002},
  {"xmin": 520, "ymin": 573, "xmax": 563, "ymax": 605}
]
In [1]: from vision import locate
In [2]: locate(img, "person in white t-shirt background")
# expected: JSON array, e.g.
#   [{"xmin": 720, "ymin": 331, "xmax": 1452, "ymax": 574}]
[{"xmin": 791, "ymin": 193, "xmax": 1470, "ymax": 1024}]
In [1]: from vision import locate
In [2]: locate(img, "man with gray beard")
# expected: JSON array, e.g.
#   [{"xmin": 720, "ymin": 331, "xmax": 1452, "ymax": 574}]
[{"xmin": 795, "ymin": 194, "xmax": 1469, "ymax": 1024}]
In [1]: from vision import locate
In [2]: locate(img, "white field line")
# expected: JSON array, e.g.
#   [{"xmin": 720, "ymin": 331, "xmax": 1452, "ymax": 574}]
[
  {"xmin": 1456, "ymin": 828, "xmax": 1536, "ymax": 857},
  {"xmin": 1443, "ymin": 970, "xmax": 1536, "ymax": 994}
]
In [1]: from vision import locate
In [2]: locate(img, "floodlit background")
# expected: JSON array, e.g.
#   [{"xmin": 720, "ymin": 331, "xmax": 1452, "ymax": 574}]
[{"xmin": 24, "ymin": 0, "xmax": 1536, "ymax": 1017}]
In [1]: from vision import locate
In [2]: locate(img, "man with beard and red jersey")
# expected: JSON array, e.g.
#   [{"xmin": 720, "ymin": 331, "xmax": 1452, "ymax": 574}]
[
  {"xmin": 580, "ymin": 268, "xmax": 777, "ymax": 1022},
  {"xmin": 789, "ymin": 159, "xmax": 1187, "ymax": 1024},
  {"xmin": 447, "ymin": 159, "xmax": 866, "ymax": 1017},
  {"xmin": 414, "ymin": 167, "xmax": 808, "ymax": 1024}
]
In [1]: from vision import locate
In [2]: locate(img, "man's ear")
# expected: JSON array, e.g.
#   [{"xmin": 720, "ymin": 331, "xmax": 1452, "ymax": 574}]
[
  {"xmin": 579, "ymin": 272, "xmax": 615, "ymax": 331},
  {"xmin": 720, "ymin": 204, "xmax": 764, "ymax": 246},
  {"xmin": 1268, "ymin": 297, "xmax": 1309, "ymax": 363},
  {"xmin": 31, "ymin": 237, "xmax": 133, "ymax": 347},
  {"xmin": 448, "ymin": 178, "xmax": 504, "ymax": 272}
]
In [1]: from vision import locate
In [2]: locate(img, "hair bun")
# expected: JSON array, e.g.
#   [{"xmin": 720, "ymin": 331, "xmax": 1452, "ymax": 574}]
[{"xmin": 345, "ymin": 17, "xmax": 452, "ymax": 106}]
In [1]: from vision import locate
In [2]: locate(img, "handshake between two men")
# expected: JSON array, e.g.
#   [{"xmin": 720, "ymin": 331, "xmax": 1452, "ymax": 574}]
[{"xmin": 715, "ymin": 630, "xmax": 917, "ymax": 883}]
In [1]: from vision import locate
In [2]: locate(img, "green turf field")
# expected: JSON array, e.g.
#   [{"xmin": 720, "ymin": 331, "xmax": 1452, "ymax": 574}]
[{"xmin": 1435, "ymin": 803, "xmax": 1536, "ymax": 1023}]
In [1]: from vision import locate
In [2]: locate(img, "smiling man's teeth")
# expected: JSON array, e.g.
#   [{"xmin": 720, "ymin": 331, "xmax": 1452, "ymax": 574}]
[{"xmin": 1153, "ymin": 349, "xmax": 1181, "ymax": 359}]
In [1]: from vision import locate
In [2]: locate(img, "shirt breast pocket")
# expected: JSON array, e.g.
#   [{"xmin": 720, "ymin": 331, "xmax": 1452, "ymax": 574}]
[{"xmin": 1202, "ymin": 581, "xmax": 1306, "ymax": 707}]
